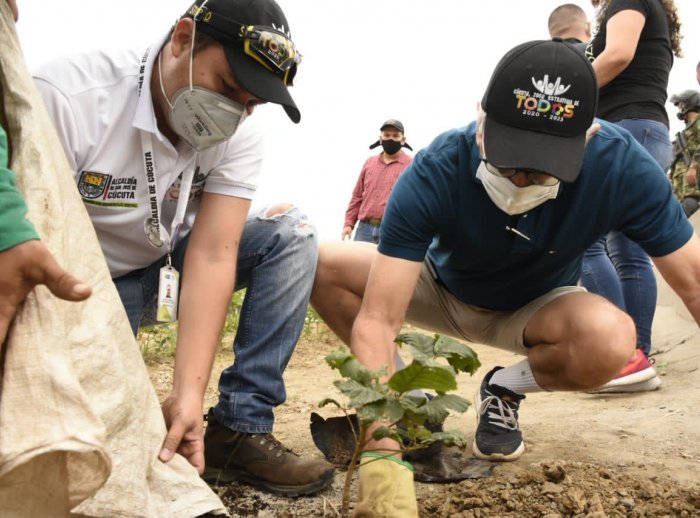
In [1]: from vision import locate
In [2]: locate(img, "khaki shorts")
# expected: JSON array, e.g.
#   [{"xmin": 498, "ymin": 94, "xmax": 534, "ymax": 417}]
[{"xmin": 405, "ymin": 262, "xmax": 585, "ymax": 355}]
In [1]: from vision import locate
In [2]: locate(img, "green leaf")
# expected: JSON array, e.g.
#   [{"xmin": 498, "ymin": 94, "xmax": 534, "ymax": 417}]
[
  {"xmin": 338, "ymin": 357, "xmax": 374, "ymax": 385},
  {"xmin": 326, "ymin": 347, "xmax": 384, "ymax": 384},
  {"xmin": 318, "ymin": 398, "xmax": 343, "ymax": 409},
  {"xmin": 401, "ymin": 424, "xmax": 432, "ymax": 443},
  {"xmin": 357, "ymin": 398, "xmax": 404, "ymax": 424},
  {"xmin": 397, "ymin": 333, "xmax": 481, "ymax": 375},
  {"xmin": 371, "ymin": 426, "xmax": 410, "ymax": 443},
  {"xmin": 396, "ymin": 332, "xmax": 436, "ymax": 362},
  {"xmin": 397, "ymin": 395, "xmax": 426, "ymax": 414},
  {"xmin": 420, "ymin": 430, "xmax": 468, "ymax": 448},
  {"xmin": 334, "ymin": 379, "xmax": 386, "ymax": 407},
  {"xmin": 416, "ymin": 394, "xmax": 471, "ymax": 423},
  {"xmin": 402, "ymin": 412, "xmax": 428, "ymax": 428},
  {"xmin": 388, "ymin": 362, "xmax": 457, "ymax": 394},
  {"xmin": 325, "ymin": 348, "xmax": 354, "ymax": 370},
  {"xmin": 433, "ymin": 336, "xmax": 481, "ymax": 374}
]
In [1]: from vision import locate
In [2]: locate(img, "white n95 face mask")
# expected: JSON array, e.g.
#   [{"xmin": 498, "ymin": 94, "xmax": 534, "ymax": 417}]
[
  {"xmin": 476, "ymin": 161, "xmax": 560, "ymax": 215},
  {"xmin": 166, "ymin": 87, "xmax": 247, "ymax": 152}
]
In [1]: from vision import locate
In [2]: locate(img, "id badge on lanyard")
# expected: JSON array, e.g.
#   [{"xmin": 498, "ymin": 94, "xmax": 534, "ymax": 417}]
[
  {"xmin": 157, "ymin": 258, "xmax": 180, "ymax": 323},
  {"xmin": 139, "ymin": 115, "xmax": 196, "ymax": 323}
]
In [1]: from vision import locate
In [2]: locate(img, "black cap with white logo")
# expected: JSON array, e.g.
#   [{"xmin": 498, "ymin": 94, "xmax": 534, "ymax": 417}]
[{"xmin": 481, "ymin": 38, "xmax": 598, "ymax": 182}]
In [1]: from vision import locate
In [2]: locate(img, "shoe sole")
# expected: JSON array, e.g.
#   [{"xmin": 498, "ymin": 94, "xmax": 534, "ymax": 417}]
[
  {"xmin": 202, "ymin": 466, "xmax": 334, "ymax": 497},
  {"xmin": 588, "ymin": 375, "xmax": 662, "ymax": 394},
  {"xmin": 472, "ymin": 440, "xmax": 525, "ymax": 461},
  {"xmin": 472, "ymin": 386, "xmax": 525, "ymax": 462},
  {"xmin": 605, "ymin": 365, "xmax": 659, "ymax": 387}
]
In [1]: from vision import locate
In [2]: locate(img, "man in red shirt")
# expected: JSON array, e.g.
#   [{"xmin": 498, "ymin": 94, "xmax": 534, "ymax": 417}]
[{"xmin": 342, "ymin": 119, "xmax": 413, "ymax": 243}]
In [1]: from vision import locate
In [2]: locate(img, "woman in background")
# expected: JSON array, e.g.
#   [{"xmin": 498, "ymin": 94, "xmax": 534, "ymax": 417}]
[{"xmin": 583, "ymin": 0, "xmax": 683, "ymax": 393}]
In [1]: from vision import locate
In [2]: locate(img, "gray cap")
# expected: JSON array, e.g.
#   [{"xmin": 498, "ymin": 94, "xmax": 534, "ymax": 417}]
[{"xmin": 380, "ymin": 119, "xmax": 404, "ymax": 133}]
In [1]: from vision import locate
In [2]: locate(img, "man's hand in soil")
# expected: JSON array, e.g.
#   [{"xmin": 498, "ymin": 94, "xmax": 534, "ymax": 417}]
[
  {"xmin": 159, "ymin": 394, "xmax": 205, "ymax": 473},
  {"xmin": 0, "ymin": 240, "xmax": 91, "ymax": 344}
]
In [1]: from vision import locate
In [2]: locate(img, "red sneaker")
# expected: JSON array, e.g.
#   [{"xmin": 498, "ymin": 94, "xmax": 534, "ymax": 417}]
[{"xmin": 588, "ymin": 349, "xmax": 661, "ymax": 394}]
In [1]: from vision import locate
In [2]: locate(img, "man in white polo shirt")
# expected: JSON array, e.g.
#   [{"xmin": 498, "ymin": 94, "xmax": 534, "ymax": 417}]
[{"xmin": 34, "ymin": 0, "xmax": 335, "ymax": 497}]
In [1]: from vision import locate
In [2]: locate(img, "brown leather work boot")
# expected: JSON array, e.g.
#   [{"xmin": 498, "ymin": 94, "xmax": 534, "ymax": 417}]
[{"xmin": 202, "ymin": 409, "xmax": 335, "ymax": 497}]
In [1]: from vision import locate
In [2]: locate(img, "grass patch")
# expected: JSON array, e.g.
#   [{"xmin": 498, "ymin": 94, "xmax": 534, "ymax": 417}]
[{"xmin": 138, "ymin": 289, "xmax": 327, "ymax": 365}]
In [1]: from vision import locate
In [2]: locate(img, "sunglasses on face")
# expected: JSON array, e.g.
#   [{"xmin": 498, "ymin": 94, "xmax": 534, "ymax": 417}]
[{"xmin": 482, "ymin": 160, "xmax": 560, "ymax": 186}]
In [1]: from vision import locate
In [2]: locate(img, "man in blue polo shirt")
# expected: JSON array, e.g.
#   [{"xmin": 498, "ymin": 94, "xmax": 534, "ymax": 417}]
[{"xmin": 311, "ymin": 38, "xmax": 700, "ymax": 514}]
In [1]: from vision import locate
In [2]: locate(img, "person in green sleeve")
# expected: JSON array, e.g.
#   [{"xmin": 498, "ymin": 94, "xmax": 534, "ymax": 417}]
[{"xmin": 0, "ymin": 124, "xmax": 91, "ymax": 344}]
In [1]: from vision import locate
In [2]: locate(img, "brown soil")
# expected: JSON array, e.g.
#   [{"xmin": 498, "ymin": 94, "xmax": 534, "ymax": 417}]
[{"xmin": 148, "ymin": 303, "xmax": 700, "ymax": 517}]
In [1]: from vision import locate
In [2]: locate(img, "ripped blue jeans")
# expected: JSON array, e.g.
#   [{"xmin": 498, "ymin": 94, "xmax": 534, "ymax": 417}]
[{"xmin": 113, "ymin": 205, "xmax": 318, "ymax": 433}]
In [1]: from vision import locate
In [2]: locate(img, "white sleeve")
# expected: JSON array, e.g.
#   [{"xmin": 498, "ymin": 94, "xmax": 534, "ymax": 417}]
[
  {"xmin": 203, "ymin": 114, "xmax": 265, "ymax": 199},
  {"xmin": 33, "ymin": 76, "xmax": 82, "ymax": 175}
]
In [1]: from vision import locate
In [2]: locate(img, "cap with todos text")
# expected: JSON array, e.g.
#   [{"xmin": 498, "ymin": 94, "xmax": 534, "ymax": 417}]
[
  {"xmin": 481, "ymin": 38, "xmax": 598, "ymax": 182},
  {"xmin": 184, "ymin": 0, "xmax": 301, "ymax": 123}
]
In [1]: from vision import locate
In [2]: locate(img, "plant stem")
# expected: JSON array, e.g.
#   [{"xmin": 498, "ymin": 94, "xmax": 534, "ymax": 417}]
[{"xmin": 342, "ymin": 422, "xmax": 367, "ymax": 518}]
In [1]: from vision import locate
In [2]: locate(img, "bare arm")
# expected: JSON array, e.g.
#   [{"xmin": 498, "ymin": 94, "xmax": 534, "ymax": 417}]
[
  {"xmin": 652, "ymin": 234, "xmax": 700, "ymax": 325},
  {"xmin": 351, "ymin": 253, "xmax": 423, "ymax": 372},
  {"xmin": 159, "ymin": 192, "xmax": 250, "ymax": 471},
  {"xmin": 343, "ymin": 168, "xmax": 367, "ymax": 233},
  {"xmin": 592, "ymin": 9, "xmax": 645, "ymax": 87},
  {"xmin": 350, "ymin": 253, "xmax": 422, "ymax": 455}
]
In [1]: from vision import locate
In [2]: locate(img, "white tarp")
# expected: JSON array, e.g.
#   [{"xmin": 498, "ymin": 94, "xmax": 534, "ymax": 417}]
[{"xmin": 0, "ymin": 3, "xmax": 225, "ymax": 516}]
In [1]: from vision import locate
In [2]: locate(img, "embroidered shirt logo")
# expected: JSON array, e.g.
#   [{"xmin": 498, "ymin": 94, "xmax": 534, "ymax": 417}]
[
  {"xmin": 531, "ymin": 74, "xmax": 571, "ymax": 96},
  {"xmin": 78, "ymin": 171, "xmax": 111, "ymax": 199},
  {"xmin": 77, "ymin": 170, "xmax": 138, "ymax": 208}
]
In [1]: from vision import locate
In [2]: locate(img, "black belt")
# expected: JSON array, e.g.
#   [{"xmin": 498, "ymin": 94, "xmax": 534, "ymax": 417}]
[
  {"xmin": 361, "ymin": 218, "xmax": 382, "ymax": 226},
  {"xmin": 426, "ymin": 257, "xmax": 448, "ymax": 289}
]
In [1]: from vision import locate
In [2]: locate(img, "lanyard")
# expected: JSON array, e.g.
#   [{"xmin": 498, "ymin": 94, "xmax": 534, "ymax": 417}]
[
  {"xmin": 139, "ymin": 131, "xmax": 196, "ymax": 253},
  {"xmin": 137, "ymin": 45, "xmax": 196, "ymax": 254}
]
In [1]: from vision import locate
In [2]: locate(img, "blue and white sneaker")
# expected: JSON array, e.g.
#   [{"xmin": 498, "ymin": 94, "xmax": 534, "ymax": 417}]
[{"xmin": 473, "ymin": 367, "xmax": 526, "ymax": 461}]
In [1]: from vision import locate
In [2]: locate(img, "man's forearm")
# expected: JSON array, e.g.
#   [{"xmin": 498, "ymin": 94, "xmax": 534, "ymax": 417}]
[
  {"xmin": 350, "ymin": 315, "xmax": 399, "ymax": 375},
  {"xmin": 171, "ymin": 256, "xmax": 237, "ymax": 399}
]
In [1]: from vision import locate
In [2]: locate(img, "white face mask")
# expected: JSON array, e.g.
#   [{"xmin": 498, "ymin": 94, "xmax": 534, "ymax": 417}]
[
  {"xmin": 164, "ymin": 86, "xmax": 247, "ymax": 152},
  {"xmin": 476, "ymin": 161, "xmax": 560, "ymax": 215},
  {"xmin": 158, "ymin": 22, "xmax": 247, "ymax": 152}
]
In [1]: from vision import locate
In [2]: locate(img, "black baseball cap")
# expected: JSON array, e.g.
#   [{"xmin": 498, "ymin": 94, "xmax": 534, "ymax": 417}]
[
  {"xmin": 183, "ymin": 0, "xmax": 301, "ymax": 123},
  {"xmin": 481, "ymin": 39, "xmax": 598, "ymax": 183},
  {"xmin": 380, "ymin": 119, "xmax": 404, "ymax": 133}
]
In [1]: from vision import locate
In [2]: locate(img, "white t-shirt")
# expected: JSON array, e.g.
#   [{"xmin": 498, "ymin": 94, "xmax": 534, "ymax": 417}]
[{"xmin": 34, "ymin": 37, "xmax": 265, "ymax": 277}]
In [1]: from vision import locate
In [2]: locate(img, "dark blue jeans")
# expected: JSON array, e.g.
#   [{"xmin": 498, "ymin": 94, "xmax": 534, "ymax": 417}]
[
  {"xmin": 113, "ymin": 206, "xmax": 318, "ymax": 433},
  {"xmin": 581, "ymin": 119, "xmax": 672, "ymax": 355},
  {"xmin": 354, "ymin": 220, "xmax": 381, "ymax": 244}
]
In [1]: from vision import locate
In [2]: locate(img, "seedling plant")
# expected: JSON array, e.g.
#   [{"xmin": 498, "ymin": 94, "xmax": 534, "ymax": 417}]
[{"xmin": 321, "ymin": 332, "xmax": 481, "ymax": 516}]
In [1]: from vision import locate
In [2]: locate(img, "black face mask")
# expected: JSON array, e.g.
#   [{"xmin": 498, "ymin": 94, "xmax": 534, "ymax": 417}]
[{"xmin": 381, "ymin": 139, "xmax": 402, "ymax": 155}]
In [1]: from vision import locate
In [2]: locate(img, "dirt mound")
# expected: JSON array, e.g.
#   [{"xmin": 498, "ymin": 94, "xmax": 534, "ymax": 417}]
[
  {"xmin": 419, "ymin": 461, "xmax": 700, "ymax": 518},
  {"xmin": 149, "ymin": 316, "xmax": 700, "ymax": 517},
  {"xmin": 148, "ymin": 216, "xmax": 700, "ymax": 516}
]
